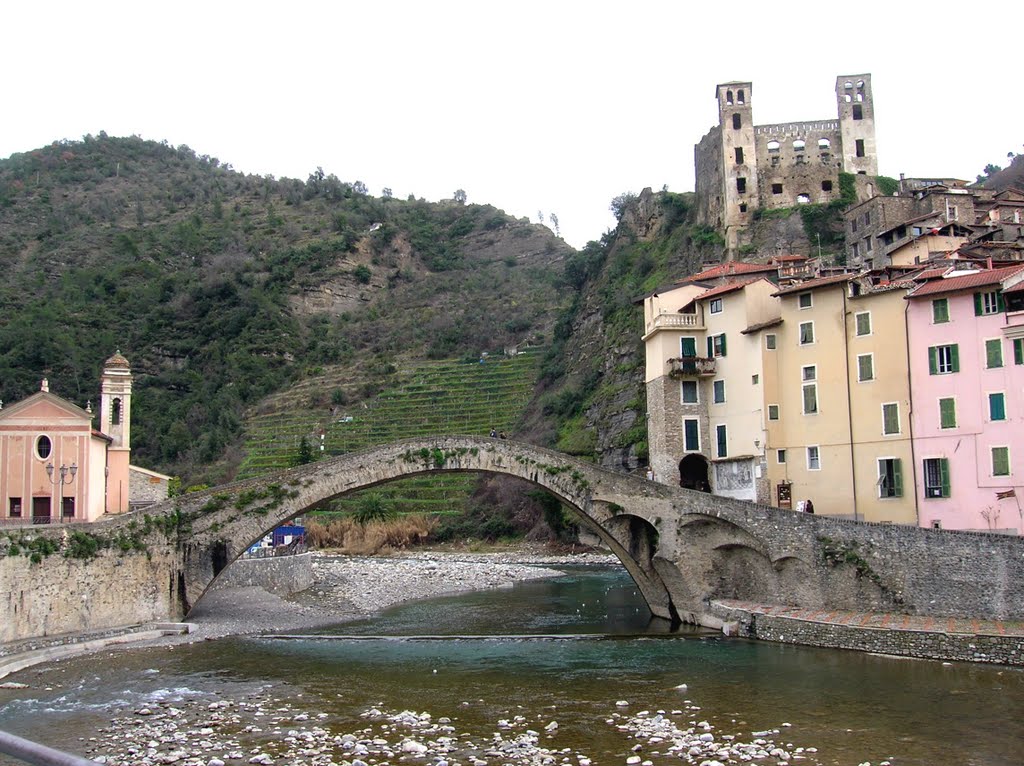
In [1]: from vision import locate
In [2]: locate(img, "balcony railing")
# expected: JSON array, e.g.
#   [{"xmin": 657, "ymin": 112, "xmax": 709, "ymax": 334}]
[
  {"xmin": 646, "ymin": 312, "xmax": 704, "ymax": 333},
  {"xmin": 668, "ymin": 356, "xmax": 716, "ymax": 377}
]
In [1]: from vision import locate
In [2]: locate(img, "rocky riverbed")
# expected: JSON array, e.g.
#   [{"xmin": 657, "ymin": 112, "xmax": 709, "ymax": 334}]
[
  {"xmin": 184, "ymin": 548, "xmax": 617, "ymax": 642},
  {"xmin": 81, "ymin": 685, "xmax": 830, "ymax": 766}
]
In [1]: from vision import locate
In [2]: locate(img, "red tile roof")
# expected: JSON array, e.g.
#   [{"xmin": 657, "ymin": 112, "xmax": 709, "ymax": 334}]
[
  {"xmin": 773, "ymin": 273, "xmax": 853, "ymax": 297},
  {"xmin": 678, "ymin": 261, "xmax": 776, "ymax": 283},
  {"xmin": 693, "ymin": 277, "xmax": 764, "ymax": 302},
  {"xmin": 907, "ymin": 265, "xmax": 1024, "ymax": 298}
]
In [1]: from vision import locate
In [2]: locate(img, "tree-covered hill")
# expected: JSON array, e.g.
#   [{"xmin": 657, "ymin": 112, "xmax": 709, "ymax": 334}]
[{"xmin": 0, "ymin": 135, "xmax": 573, "ymax": 483}]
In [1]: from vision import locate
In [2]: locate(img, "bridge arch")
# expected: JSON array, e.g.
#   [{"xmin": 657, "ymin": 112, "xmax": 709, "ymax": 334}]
[{"xmin": 173, "ymin": 437, "xmax": 686, "ymax": 623}]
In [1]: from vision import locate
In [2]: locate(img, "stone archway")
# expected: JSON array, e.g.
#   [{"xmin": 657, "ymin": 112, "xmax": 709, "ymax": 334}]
[{"xmin": 679, "ymin": 454, "xmax": 710, "ymax": 492}]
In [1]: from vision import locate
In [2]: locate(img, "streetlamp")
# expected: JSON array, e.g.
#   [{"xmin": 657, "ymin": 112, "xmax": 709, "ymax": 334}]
[{"xmin": 45, "ymin": 462, "xmax": 78, "ymax": 523}]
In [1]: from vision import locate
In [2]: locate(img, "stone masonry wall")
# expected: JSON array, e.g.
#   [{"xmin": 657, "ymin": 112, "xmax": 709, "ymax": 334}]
[{"xmin": 211, "ymin": 552, "xmax": 313, "ymax": 596}]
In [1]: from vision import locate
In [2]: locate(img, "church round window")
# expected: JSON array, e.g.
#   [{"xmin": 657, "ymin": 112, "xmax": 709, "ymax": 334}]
[{"xmin": 36, "ymin": 435, "xmax": 52, "ymax": 460}]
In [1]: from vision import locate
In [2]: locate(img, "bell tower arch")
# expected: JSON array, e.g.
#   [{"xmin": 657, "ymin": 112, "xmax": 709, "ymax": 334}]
[{"xmin": 100, "ymin": 350, "xmax": 133, "ymax": 513}]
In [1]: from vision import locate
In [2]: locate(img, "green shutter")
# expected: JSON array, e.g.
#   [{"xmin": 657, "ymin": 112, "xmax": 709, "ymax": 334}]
[
  {"xmin": 939, "ymin": 398, "xmax": 956, "ymax": 428},
  {"xmin": 707, "ymin": 337, "xmax": 713, "ymax": 358},
  {"xmin": 990, "ymin": 393, "xmax": 1006, "ymax": 421},
  {"xmin": 681, "ymin": 337, "xmax": 696, "ymax": 357},
  {"xmin": 998, "ymin": 292, "xmax": 1006, "ymax": 312},
  {"xmin": 974, "ymin": 292, "xmax": 983, "ymax": 315},
  {"xmin": 1015, "ymin": 338, "xmax": 1024, "ymax": 365},
  {"xmin": 986, "ymin": 339, "xmax": 1003, "ymax": 368},
  {"xmin": 684, "ymin": 419, "xmax": 699, "ymax": 451},
  {"xmin": 892, "ymin": 459, "xmax": 903, "ymax": 497},
  {"xmin": 928, "ymin": 346, "xmax": 938, "ymax": 375},
  {"xmin": 720, "ymin": 333, "xmax": 727, "ymax": 357},
  {"xmin": 993, "ymin": 447, "xmax": 1010, "ymax": 477},
  {"xmin": 950, "ymin": 345, "xmax": 960, "ymax": 372},
  {"xmin": 939, "ymin": 458, "xmax": 951, "ymax": 497}
]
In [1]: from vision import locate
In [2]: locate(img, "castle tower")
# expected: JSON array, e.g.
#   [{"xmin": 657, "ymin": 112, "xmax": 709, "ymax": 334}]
[
  {"xmin": 100, "ymin": 351, "xmax": 132, "ymax": 513},
  {"xmin": 836, "ymin": 74, "xmax": 878, "ymax": 176},
  {"xmin": 716, "ymin": 82, "xmax": 758, "ymax": 252}
]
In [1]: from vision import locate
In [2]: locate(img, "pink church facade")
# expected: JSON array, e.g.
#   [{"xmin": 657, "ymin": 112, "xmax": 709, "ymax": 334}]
[
  {"xmin": 0, "ymin": 352, "xmax": 157, "ymax": 525},
  {"xmin": 906, "ymin": 266, "xmax": 1024, "ymax": 534}
]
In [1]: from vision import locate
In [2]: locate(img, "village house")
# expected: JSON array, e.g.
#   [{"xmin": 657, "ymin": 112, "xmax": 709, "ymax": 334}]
[{"xmin": 0, "ymin": 352, "xmax": 170, "ymax": 525}]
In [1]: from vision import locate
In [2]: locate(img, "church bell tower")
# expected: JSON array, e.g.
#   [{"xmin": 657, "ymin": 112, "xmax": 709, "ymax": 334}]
[{"xmin": 100, "ymin": 351, "xmax": 132, "ymax": 512}]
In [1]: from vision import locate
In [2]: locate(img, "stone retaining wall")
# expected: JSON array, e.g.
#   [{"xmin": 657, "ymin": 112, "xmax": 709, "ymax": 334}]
[
  {"xmin": 209, "ymin": 552, "xmax": 313, "ymax": 596},
  {"xmin": 718, "ymin": 607, "xmax": 1024, "ymax": 666}
]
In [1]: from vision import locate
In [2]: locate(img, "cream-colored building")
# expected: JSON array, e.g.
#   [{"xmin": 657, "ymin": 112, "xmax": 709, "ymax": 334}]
[{"xmin": 642, "ymin": 278, "xmax": 779, "ymax": 502}]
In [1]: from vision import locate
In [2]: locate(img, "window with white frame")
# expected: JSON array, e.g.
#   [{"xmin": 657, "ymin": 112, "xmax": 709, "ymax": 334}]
[
  {"xmin": 681, "ymin": 380, "xmax": 698, "ymax": 404},
  {"xmin": 802, "ymin": 365, "xmax": 816, "ymax": 382},
  {"xmin": 713, "ymin": 379, "xmax": 726, "ymax": 404},
  {"xmin": 976, "ymin": 290, "xmax": 1002, "ymax": 316},
  {"xmin": 882, "ymin": 402, "xmax": 900, "ymax": 435},
  {"xmin": 923, "ymin": 457, "xmax": 950, "ymax": 498},
  {"xmin": 683, "ymin": 418, "xmax": 700, "ymax": 452},
  {"xmin": 709, "ymin": 297, "xmax": 723, "ymax": 314},
  {"xmin": 939, "ymin": 397, "xmax": 956, "ymax": 429},
  {"xmin": 799, "ymin": 321, "xmax": 815, "ymax": 345},
  {"xmin": 768, "ymin": 403, "xmax": 780, "ymax": 420},
  {"xmin": 985, "ymin": 338, "xmax": 1004, "ymax": 369},
  {"xmin": 777, "ymin": 449, "xmax": 787, "ymax": 463},
  {"xmin": 877, "ymin": 458, "xmax": 903, "ymax": 498},
  {"xmin": 807, "ymin": 446, "xmax": 821, "ymax": 470},
  {"xmin": 928, "ymin": 344, "xmax": 959, "ymax": 374},
  {"xmin": 855, "ymin": 311, "xmax": 871, "ymax": 336},
  {"xmin": 766, "ymin": 334, "xmax": 777, "ymax": 350},
  {"xmin": 798, "ymin": 293, "xmax": 813, "ymax": 309},
  {"xmin": 857, "ymin": 353, "xmax": 874, "ymax": 382},
  {"xmin": 989, "ymin": 392, "xmax": 1006, "ymax": 421},
  {"xmin": 992, "ymin": 446, "xmax": 1010, "ymax": 477},
  {"xmin": 802, "ymin": 381, "xmax": 818, "ymax": 414}
]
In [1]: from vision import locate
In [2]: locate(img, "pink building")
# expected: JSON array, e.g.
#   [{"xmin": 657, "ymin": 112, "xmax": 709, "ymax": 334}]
[
  {"xmin": 906, "ymin": 265, "xmax": 1024, "ymax": 534},
  {"xmin": 0, "ymin": 352, "xmax": 167, "ymax": 525}
]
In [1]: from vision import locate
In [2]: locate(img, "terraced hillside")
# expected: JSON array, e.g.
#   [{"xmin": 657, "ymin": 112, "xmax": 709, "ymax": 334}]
[{"xmin": 237, "ymin": 350, "xmax": 543, "ymax": 515}]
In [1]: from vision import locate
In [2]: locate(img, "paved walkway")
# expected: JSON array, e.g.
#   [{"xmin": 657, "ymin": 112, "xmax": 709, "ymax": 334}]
[{"xmin": 714, "ymin": 600, "xmax": 1024, "ymax": 637}]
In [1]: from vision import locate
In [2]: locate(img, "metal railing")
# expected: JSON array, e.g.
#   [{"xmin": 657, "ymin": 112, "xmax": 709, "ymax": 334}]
[{"xmin": 0, "ymin": 729, "xmax": 96, "ymax": 766}]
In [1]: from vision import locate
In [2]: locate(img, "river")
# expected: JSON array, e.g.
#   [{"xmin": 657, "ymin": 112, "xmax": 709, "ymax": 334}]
[{"xmin": 1, "ymin": 566, "xmax": 1022, "ymax": 766}]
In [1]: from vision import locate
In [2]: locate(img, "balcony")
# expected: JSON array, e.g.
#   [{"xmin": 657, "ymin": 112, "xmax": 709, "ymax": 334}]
[
  {"xmin": 645, "ymin": 312, "xmax": 705, "ymax": 335},
  {"xmin": 668, "ymin": 356, "xmax": 716, "ymax": 378}
]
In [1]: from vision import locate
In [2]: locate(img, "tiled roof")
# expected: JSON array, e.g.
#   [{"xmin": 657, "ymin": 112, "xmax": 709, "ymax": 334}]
[
  {"xmin": 678, "ymin": 261, "xmax": 776, "ymax": 283},
  {"xmin": 906, "ymin": 265, "xmax": 1024, "ymax": 298},
  {"xmin": 773, "ymin": 273, "xmax": 854, "ymax": 297},
  {"xmin": 693, "ymin": 278, "xmax": 763, "ymax": 303},
  {"xmin": 741, "ymin": 317, "xmax": 784, "ymax": 335}
]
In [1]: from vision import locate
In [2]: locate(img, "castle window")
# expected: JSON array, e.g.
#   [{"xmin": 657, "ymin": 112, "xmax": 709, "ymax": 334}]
[
  {"xmin": 735, "ymin": 147, "xmax": 744, "ymax": 164},
  {"xmin": 818, "ymin": 138, "xmax": 831, "ymax": 150},
  {"xmin": 772, "ymin": 183, "xmax": 783, "ymax": 195},
  {"xmin": 736, "ymin": 177, "xmax": 747, "ymax": 194},
  {"xmin": 857, "ymin": 80, "xmax": 865, "ymax": 88},
  {"xmin": 726, "ymin": 89, "xmax": 734, "ymax": 105},
  {"xmin": 856, "ymin": 139, "xmax": 865, "ymax": 157},
  {"xmin": 771, "ymin": 156, "xmax": 780, "ymax": 167},
  {"xmin": 732, "ymin": 113, "xmax": 741, "ymax": 130},
  {"xmin": 737, "ymin": 89, "xmax": 745, "ymax": 104},
  {"xmin": 797, "ymin": 193, "xmax": 811, "ymax": 204},
  {"xmin": 793, "ymin": 139, "xmax": 806, "ymax": 151},
  {"xmin": 853, "ymin": 104, "xmax": 863, "ymax": 120},
  {"xmin": 844, "ymin": 81, "xmax": 853, "ymax": 89},
  {"xmin": 822, "ymin": 180, "xmax": 833, "ymax": 192},
  {"xmin": 843, "ymin": 94, "xmax": 852, "ymax": 103},
  {"xmin": 739, "ymin": 203, "xmax": 748, "ymax": 213},
  {"xmin": 855, "ymin": 93, "xmax": 864, "ymax": 102},
  {"xmin": 767, "ymin": 140, "xmax": 781, "ymax": 152},
  {"xmin": 111, "ymin": 398, "xmax": 121, "ymax": 425}
]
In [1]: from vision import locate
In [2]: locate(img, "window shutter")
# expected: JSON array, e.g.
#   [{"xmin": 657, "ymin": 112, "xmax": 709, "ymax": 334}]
[
  {"xmin": 720, "ymin": 334, "xmax": 727, "ymax": 356},
  {"xmin": 893, "ymin": 459, "xmax": 903, "ymax": 497},
  {"xmin": 951, "ymin": 345, "xmax": 960, "ymax": 372},
  {"xmin": 998, "ymin": 291, "xmax": 1006, "ymax": 312},
  {"xmin": 974, "ymin": 293, "xmax": 983, "ymax": 315},
  {"xmin": 707, "ymin": 337, "xmax": 713, "ymax": 358},
  {"xmin": 681, "ymin": 337, "xmax": 696, "ymax": 357},
  {"xmin": 939, "ymin": 458, "xmax": 951, "ymax": 497},
  {"xmin": 940, "ymin": 398, "xmax": 956, "ymax": 428},
  {"xmin": 928, "ymin": 346, "xmax": 937, "ymax": 375},
  {"xmin": 1015, "ymin": 338, "xmax": 1024, "ymax": 366},
  {"xmin": 991, "ymin": 393, "xmax": 1006, "ymax": 421}
]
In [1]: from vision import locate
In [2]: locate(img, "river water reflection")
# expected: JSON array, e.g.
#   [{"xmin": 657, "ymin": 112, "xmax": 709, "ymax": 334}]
[{"xmin": 1, "ymin": 566, "xmax": 1022, "ymax": 766}]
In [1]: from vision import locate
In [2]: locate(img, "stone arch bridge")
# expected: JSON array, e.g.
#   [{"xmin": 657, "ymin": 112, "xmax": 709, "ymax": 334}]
[{"xmin": 3, "ymin": 436, "xmax": 1023, "ymax": 643}]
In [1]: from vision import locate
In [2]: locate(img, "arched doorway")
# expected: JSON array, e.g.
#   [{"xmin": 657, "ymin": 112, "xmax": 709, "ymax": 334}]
[{"xmin": 679, "ymin": 454, "xmax": 710, "ymax": 492}]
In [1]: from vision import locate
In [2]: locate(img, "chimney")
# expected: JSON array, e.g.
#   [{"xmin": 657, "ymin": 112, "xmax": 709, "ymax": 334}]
[{"xmin": 41, "ymin": 378, "xmax": 49, "ymax": 393}]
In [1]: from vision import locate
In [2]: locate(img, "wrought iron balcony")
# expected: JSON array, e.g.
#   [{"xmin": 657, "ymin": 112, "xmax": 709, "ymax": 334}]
[{"xmin": 668, "ymin": 356, "xmax": 716, "ymax": 378}]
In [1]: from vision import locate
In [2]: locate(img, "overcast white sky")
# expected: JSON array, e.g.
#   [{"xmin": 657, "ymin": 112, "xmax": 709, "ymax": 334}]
[{"xmin": 3, "ymin": 1, "xmax": 1021, "ymax": 249}]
